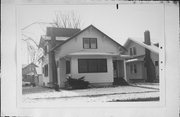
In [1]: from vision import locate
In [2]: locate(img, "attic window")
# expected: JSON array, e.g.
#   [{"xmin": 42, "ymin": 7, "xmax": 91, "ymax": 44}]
[
  {"xmin": 83, "ymin": 38, "xmax": 97, "ymax": 49},
  {"xmin": 129, "ymin": 47, "xmax": 136, "ymax": 56}
]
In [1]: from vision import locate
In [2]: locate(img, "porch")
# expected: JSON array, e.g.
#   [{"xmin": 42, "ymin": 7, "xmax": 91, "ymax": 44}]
[{"xmin": 56, "ymin": 52, "xmax": 129, "ymax": 88}]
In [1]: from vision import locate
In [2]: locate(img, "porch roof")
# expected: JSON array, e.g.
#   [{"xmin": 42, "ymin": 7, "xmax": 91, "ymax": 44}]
[
  {"xmin": 65, "ymin": 52, "xmax": 129, "ymax": 58},
  {"xmin": 125, "ymin": 56, "xmax": 144, "ymax": 63}
]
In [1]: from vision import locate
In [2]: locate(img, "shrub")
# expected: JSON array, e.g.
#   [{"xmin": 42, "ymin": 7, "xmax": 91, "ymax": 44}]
[{"xmin": 65, "ymin": 76, "xmax": 89, "ymax": 89}]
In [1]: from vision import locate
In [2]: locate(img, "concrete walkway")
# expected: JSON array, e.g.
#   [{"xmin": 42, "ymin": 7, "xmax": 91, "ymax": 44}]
[{"xmin": 129, "ymin": 83, "xmax": 159, "ymax": 90}]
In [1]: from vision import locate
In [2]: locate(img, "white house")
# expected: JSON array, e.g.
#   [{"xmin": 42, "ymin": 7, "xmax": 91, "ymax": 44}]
[
  {"xmin": 122, "ymin": 31, "xmax": 159, "ymax": 82},
  {"xmin": 40, "ymin": 25, "xmax": 128, "ymax": 88}
]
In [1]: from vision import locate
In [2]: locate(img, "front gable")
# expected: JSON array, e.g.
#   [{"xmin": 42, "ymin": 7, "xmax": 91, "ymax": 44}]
[
  {"xmin": 123, "ymin": 40, "xmax": 145, "ymax": 56},
  {"xmin": 55, "ymin": 25, "xmax": 124, "ymax": 58}
]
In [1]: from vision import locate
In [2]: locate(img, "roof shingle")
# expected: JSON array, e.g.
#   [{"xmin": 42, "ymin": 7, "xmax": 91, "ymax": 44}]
[{"xmin": 46, "ymin": 27, "xmax": 81, "ymax": 37}]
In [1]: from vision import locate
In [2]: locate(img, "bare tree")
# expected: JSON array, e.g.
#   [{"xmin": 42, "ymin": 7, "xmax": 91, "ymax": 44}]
[
  {"xmin": 52, "ymin": 11, "xmax": 82, "ymax": 29},
  {"xmin": 22, "ymin": 34, "xmax": 39, "ymax": 64}
]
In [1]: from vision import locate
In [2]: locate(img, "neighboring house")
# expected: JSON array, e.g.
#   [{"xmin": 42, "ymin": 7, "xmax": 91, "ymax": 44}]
[
  {"xmin": 36, "ymin": 66, "xmax": 43, "ymax": 86},
  {"xmin": 39, "ymin": 27, "xmax": 81, "ymax": 87},
  {"xmin": 22, "ymin": 63, "xmax": 38, "ymax": 85},
  {"xmin": 22, "ymin": 62, "xmax": 43, "ymax": 86},
  {"xmin": 39, "ymin": 24, "xmax": 128, "ymax": 88},
  {"xmin": 122, "ymin": 31, "xmax": 159, "ymax": 82}
]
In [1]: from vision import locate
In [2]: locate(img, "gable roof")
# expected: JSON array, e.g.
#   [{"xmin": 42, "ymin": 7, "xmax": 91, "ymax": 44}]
[
  {"xmin": 23, "ymin": 63, "xmax": 38, "ymax": 69},
  {"xmin": 51, "ymin": 24, "xmax": 126, "ymax": 51},
  {"xmin": 46, "ymin": 27, "xmax": 81, "ymax": 37},
  {"xmin": 39, "ymin": 35, "xmax": 67, "ymax": 49},
  {"xmin": 124, "ymin": 38, "xmax": 159, "ymax": 54}
]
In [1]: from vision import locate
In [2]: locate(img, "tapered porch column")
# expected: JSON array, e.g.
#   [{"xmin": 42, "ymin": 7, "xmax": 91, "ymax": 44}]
[{"xmin": 123, "ymin": 60, "xmax": 127, "ymax": 81}]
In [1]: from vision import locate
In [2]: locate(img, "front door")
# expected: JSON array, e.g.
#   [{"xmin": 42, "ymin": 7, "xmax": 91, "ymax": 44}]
[
  {"xmin": 113, "ymin": 60, "xmax": 118, "ymax": 84},
  {"xmin": 113, "ymin": 60, "xmax": 125, "ymax": 85}
]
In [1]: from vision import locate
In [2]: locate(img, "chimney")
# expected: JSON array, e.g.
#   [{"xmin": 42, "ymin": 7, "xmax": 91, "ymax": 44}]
[{"xmin": 144, "ymin": 30, "xmax": 151, "ymax": 45}]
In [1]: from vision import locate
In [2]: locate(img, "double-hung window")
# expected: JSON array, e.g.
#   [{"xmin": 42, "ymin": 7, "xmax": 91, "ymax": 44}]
[
  {"xmin": 130, "ymin": 63, "xmax": 137, "ymax": 74},
  {"xmin": 129, "ymin": 47, "xmax": 136, "ymax": 56},
  {"xmin": 83, "ymin": 38, "xmax": 97, "ymax": 49}
]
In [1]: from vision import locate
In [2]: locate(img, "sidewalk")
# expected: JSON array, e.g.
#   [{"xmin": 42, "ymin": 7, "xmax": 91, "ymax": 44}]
[
  {"xmin": 129, "ymin": 83, "xmax": 159, "ymax": 90},
  {"xmin": 23, "ymin": 85, "xmax": 159, "ymax": 101}
]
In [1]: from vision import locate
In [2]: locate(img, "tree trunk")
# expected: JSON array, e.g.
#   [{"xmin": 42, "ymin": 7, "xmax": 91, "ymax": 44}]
[{"xmin": 49, "ymin": 35, "xmax": 59, "ymax": 91}]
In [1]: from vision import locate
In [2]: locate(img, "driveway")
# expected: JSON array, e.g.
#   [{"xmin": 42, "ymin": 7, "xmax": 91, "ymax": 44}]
[{"xmin": 22, "ymin": 84, "xmax": 159, "ymax": 103}]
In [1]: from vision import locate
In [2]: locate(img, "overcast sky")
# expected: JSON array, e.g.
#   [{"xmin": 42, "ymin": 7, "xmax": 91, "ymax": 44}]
[{"xmin": 19, "ymin": 4, "xmax": 165, "ymax": 65}]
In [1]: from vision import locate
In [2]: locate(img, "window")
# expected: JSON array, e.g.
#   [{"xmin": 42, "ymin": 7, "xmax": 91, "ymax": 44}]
[
  {"xmin": 83, "ymin": 38, "xmax": 97, "ymax": 49},
  {"xmin": 44, "ymin": 64, "xmax": 48, "ymax": 77},
  {"xmin": 130, "ymin": 64, "xmax": 133, "ymax": 74},
  {"xmin": 78, "ymin": 59, "xmax": 107, "ymax": 73},
  {"xmin": 155, "ymin": 61, "xmax": 159, "ymax": 66},
  {"xmin": 130, "ymin": 63, "xmax": 137, "ymax": 74},
  {"xmin": 130, "ymin": 48, "xmax": 133, "ymax": 56},
  {"xmin": 129, "ymin": 47, "xmax": 136, "ymax": 56},
  {"xmin": 134, "ymin": 64, "xmax": 137, "ymax": 73},
  {"xmin": 133, "ymin": 47, "xmax": 136, "ymax": 55},
  {"xmin": 44, "ymin": 45, "xmax": 48, "ymax": 55},
  {"xmin": 66, "ymin": 60, "xmax": 70, "ymax": 74}
]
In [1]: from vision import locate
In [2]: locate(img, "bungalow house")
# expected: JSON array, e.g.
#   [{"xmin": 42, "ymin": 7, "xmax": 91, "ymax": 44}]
[
  {"xmin": 39, "ymin": 25, "xmax": 128, "ymax": 88},
  {"xmin": 122, "ymin": 31, "xmax": 159, "ymax": 83}
]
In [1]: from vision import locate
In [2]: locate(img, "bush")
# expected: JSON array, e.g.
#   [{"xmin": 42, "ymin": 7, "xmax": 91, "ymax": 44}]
[
  {"xmin": 65, "ymin": 76, "xmax": 89, "ymax": 89},
  {"xmin": 47, "ymin": 82, "xmax": 60, "ymax": 91}
]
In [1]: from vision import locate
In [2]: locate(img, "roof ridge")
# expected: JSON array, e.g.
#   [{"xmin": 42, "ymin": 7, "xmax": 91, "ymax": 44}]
[{"xmin": 50, "ymin": 24, "xmax": 126, "ymax": 52}]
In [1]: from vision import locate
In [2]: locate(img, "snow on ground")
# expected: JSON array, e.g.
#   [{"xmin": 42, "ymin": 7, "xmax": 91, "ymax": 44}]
[
  {"xmin": 22, "ymin": 85, "xmax": 159, "ymax": 103},
  {"xmin": 130, "ymin": 83, "xmax": 159, "ymax": 89},
  {"xmin": 23, "ymin": 91, "xmax": 159, "ymax": 103}
]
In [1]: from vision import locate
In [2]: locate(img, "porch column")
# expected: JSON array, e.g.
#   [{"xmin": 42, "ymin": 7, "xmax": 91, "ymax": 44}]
[{"xmin": 123, "ymin": 60, "xmax": 127, "ymax": 81}]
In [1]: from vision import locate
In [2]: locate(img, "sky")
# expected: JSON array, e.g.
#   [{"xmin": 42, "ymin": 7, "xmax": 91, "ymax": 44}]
[{"xmin": 19, "ymin": 4, "xmax": 164, "ymax": 65}]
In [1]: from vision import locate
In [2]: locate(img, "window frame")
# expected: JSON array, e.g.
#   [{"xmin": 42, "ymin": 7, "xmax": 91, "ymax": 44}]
[
  {"xmin": 44, "ymin": 64, "xmax": 48, "ymax": 77},
  {"xmin": 66, "ymin": 60, "xmax": 71, "ymax": 74},
  {"xmin": 155, "ymin": 61, "xmax": 159, "ymax": 66},
  {"xmin": 133, "ymin": 47, "xmax": 136, "ymax": 55},
  {"xmin": 44, "ymin": 45, "xmax": 48, "ymax": 55},
  {"xmin": 83, "ymin": 38, "xmax": 97, "ymax": 49},
  {"xmin": 129, "ymin": 47, "xmax": 137, "ymax": 56},
  {"xmin": 130, "ymin": 63, "xmax": 137, "ymax": 74},
  {"xmin": 78, "ymin": 59, "xmax": 107, "ymax": 73},
  {"xmin": 133, "ymin": 64, "xmax": 137, "ymax": 73},
  {"xmin": 130, "ymin": 48, "xmax": 133, "ymax": 56}
]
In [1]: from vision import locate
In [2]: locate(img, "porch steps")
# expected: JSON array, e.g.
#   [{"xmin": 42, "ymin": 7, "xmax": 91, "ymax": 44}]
[{"xmin": 113, "ymin": 78, "xmax": 129, "ymax": 86}]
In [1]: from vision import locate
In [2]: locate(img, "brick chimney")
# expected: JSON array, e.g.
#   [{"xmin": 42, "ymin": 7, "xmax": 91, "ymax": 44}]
[
  {"xmin": 143, "ymin": 30, "xmax": 157, "ymax": 82},
  {"xmin": 144, "ymin": 30, "xmax": 151, "ymax": 45}
]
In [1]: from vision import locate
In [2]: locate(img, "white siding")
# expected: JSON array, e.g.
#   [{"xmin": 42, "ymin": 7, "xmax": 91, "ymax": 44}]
[
  {"xmin": 124, "ymin": 41, "xmax": 145, "ymax": 56},
  {"xmin": 125, "ymin": 41, "xmax": 159, "ymax": 81},
  {"xmin": 55, "ymin": 27, "xmax": 120, "ymax": 58},
  {"xmin": 126, "ymin": 62, "xmax": 144, "ymax": 80}
]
